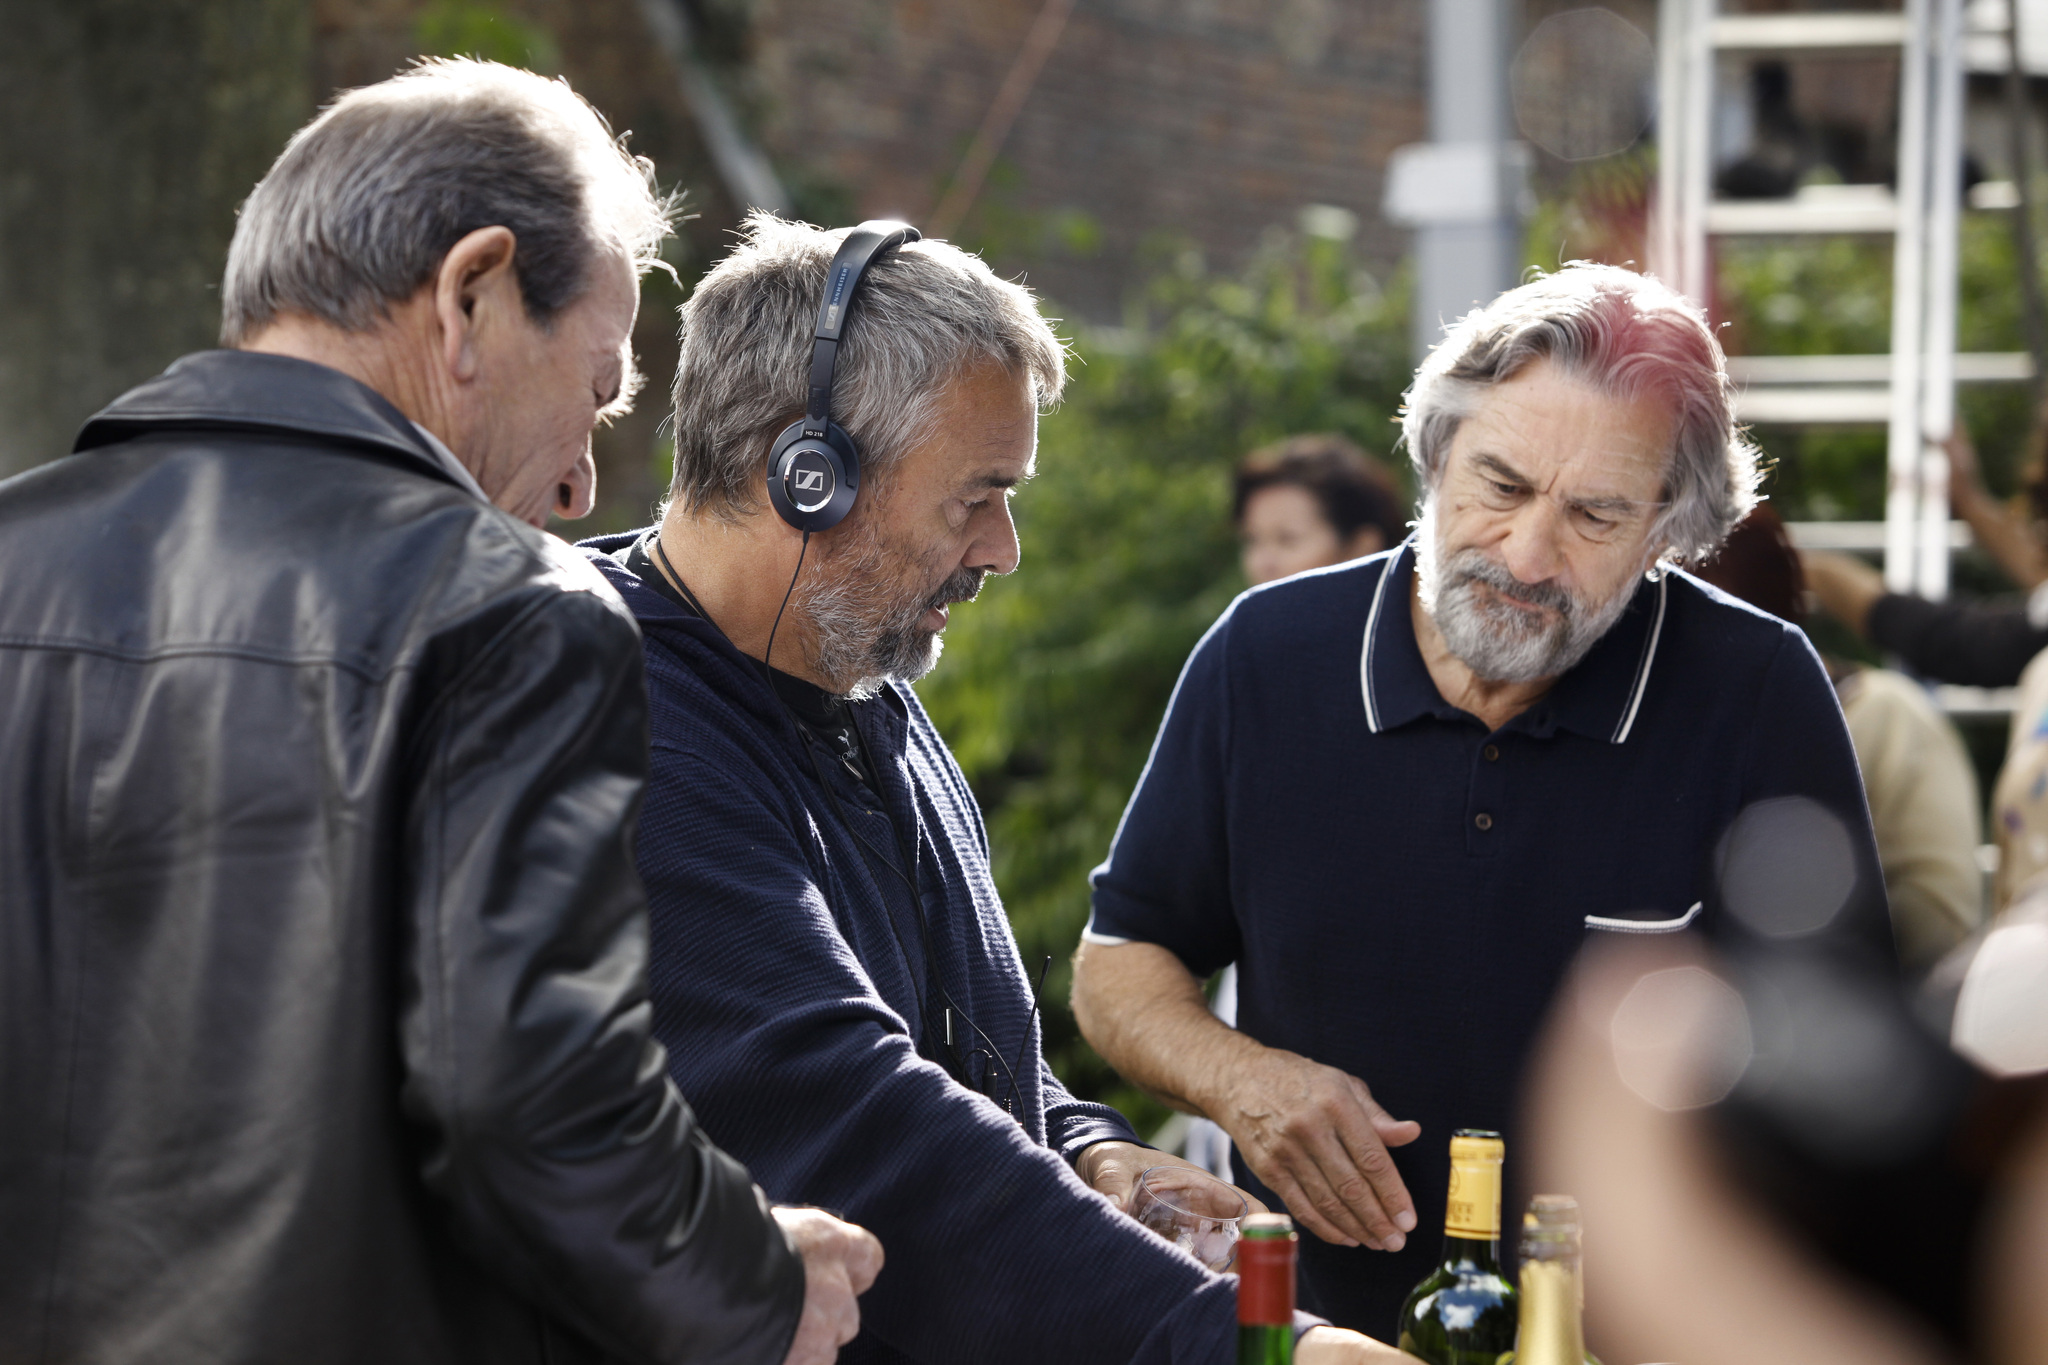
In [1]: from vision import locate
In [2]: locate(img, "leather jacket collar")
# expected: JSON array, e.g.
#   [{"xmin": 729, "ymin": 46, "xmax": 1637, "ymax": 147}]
[{"xmin": 72, "ymin": 349, "xmax": 460, "ymax": 491}]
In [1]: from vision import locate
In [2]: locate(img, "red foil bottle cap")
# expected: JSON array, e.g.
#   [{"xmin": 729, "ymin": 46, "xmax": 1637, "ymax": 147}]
[{"xmin": 1237, "ymin": 1214, "xmax": 1297, "ymax": 1325}]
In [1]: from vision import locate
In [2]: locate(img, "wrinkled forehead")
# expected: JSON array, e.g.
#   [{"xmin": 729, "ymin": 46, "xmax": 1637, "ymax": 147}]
[{"xmin": 1447, "ymin": 364, "xmax": 1677, "ymax": 497}]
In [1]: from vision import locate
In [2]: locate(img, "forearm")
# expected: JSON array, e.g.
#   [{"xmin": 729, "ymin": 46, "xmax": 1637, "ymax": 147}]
[
  {"xmin": 1953, "ymin": 481, "xmax": 2047, "ymax": 590},
  {"xmin": 1071, "ymin": 939, "xmax": 1270, "ymax": 1118},
  {"xmin": 1800, "ymin": 550, "xmax": 1886, "ymax": 637},
  {"xmin": 1866, "ymin": 593, "xmax": 2048, "ymax": 687}
]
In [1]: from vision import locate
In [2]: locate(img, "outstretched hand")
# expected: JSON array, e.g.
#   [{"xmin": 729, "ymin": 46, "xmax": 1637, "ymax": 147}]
[{"xmin": 1211, "ymin": 1047, "xmax": 1421, "ymax": 1250}]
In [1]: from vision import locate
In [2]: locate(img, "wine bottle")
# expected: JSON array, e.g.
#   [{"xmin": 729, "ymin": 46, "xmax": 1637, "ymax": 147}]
[
  {"xmin": 1395, "ymin": 1129, "xmax": 1518, "ymax": 1365},
  {"xmin": 1514, "ymin": 1195, "xmax": 1598, "ymax": 1365},
  {"xmin": 1237, "ymin": 1211, "xmax": 1296, "ymax": 1365}
]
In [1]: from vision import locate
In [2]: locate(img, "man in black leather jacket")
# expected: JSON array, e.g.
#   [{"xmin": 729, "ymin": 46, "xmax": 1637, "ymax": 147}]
[{"xmin": 0, "ymin": 58, "xmax": 877, "ymax": 1365}]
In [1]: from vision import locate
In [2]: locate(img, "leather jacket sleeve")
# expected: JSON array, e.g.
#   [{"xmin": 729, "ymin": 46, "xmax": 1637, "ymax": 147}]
[{"xmin": 398, "ymin": 582, "xmax": 804, "ymax": 1365}]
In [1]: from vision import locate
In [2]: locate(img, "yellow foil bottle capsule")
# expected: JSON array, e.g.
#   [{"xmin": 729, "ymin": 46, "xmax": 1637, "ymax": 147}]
[
  {"xmin": 1396, "ymin": 1130, "xmax": 1517, "ymax": 1365},
  {"xmin": 1444, "ymin": 1131, "xmax": 1505, "ymax": 1240},
  {"xmin": 1513, "ymin": 1194, "xmax": 1599, "ymax": 1365}
]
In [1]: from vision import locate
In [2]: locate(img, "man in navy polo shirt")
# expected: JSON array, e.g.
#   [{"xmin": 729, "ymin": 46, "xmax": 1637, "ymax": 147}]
[{"xmin": 1071, "ymin": 264, "xmax": 1897, "ymax": 1336}]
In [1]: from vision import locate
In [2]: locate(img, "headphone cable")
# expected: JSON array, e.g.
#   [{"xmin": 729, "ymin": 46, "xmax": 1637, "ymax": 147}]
[{"xmin": 650, "ymin": 524, "xmax": 1025, "ymax": 1112}]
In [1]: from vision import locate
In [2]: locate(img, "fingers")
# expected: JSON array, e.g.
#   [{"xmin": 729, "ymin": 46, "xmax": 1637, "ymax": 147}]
[
  {"xmin": 774, "ymin": 1207, "xmax": 885, "ymax": 1289},
  {"xmin": 843, "ymin": 1224, "xmax": 884, "ymax": 1294},
  {"xmin": 772, "ymin": 1208, "xmax": 882, "ymax": 1365},
  {"xmin": 1296, "ymin": 1325, "xmax": 1428, "ymax": 1363},
  {"xmin": 1223, "ymin": 1057, "xmax": 1420, "ymax": 1251},
  {"xmin": 1076, "ymin": 1139, "xmax": 1146, "ymax": 1211},
  {"xmin": 778, "ymin": 1266, "xmax": 860, "ymax": 1365},
  {"xmin": 1265, "ymin": 1142, "xmax": 1376, "ymax": 1247},
  {"xmin": 1301, "ymin": 1114, "xmax": 1411, "ymax": 1250},
  {"xmin": 1344, "ymin": 1076, "xmax": 1420, "ymax": 1227}
]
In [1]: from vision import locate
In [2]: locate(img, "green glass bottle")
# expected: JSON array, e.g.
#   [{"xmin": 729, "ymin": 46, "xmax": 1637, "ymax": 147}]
[
  {"xmin": 1395, "ymin": 1130, "xmax": 1518, "ymax": 1365},
  {"xmin": 1237, "ymin": 1212, "xmax": 1296, "ymax": 1364}
]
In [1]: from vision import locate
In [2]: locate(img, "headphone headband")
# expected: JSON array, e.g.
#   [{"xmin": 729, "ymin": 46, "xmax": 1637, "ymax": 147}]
[{"xmin": 801, "ymin": 220, "xmax": 920, "ymax": 437}]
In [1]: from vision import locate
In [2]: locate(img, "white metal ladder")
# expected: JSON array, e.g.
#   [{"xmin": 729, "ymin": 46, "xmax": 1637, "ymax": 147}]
[{"xmin": 1653, "ymin": 0, "xmax": 1969, "ymax": 598}]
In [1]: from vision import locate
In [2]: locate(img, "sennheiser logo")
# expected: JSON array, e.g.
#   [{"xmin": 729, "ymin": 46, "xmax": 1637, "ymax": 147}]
[{"xmin": 788, "ymin": 452, "xmax": 835, "ymax": 512}]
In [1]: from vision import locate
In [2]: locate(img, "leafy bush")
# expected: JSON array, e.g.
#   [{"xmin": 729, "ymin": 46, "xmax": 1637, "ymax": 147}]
[
  {"xmin": 1718, "ymin": 214, "xmax": 2035, "ymax": 523},
  {"xmin": 918, "ymin": 233, "xmax": 1415, "ymax": 1128}
]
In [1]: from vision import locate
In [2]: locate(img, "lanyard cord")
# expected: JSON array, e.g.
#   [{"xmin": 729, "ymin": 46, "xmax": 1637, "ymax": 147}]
[
  {"xmin": 800, "ymin": 727, "xmax": 1026, "ymax": 1112},
  {"xmin": 650, "ymin": 528, "xmax": 1025, "ymax": 1110}
]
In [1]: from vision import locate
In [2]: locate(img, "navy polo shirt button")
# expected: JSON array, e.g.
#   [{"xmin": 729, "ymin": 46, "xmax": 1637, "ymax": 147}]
[
  {"xmin": 1474, "ymin": 812, "xmax": 1494, "ymax": 831},
  {"xmin": 1483, "ymin": 744, "xmax": 1500, "ymax": 762}
]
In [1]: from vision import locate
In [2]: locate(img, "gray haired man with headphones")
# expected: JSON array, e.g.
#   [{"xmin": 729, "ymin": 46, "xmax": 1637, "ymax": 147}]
[{"xmin": 579, "ymin": 213, "xmax": 1412, "ymax": 1365}]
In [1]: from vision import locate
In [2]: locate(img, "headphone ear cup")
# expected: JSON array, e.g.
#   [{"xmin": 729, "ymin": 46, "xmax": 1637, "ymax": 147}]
[{"xmin": 767, "ymin": 420, "xmax": 862, "ymax": 532}]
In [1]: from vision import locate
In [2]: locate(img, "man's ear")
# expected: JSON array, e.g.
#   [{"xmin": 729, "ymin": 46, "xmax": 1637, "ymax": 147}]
[{"xmin": 432, "ymin": 226, "xmax": 520, "ymax": 384}]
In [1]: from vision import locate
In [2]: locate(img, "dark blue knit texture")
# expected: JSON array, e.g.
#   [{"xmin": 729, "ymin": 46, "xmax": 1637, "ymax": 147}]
[{"xmin": 581, "ymin": 537, "xmax": 1249, "ymax": 1365}]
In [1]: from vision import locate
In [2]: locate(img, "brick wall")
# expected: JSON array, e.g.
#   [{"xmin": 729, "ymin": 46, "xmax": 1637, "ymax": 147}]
[{"xmin": 742, "ymin": 0, "xmax": 1429, "ymax": 318}]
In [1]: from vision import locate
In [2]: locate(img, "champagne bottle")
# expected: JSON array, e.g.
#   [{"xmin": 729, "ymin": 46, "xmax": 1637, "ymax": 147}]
[
  {"xmin": 1237, "ymin": 1212, "xmax": 1296, "ymax": 1365},
  {"xmin": 1513, "ymin": 1195, "xmax": 1598, "ymax": 1365},
  {"xmin": 1395, "ymin": 1129, "xmax": 1518, "ymax": 1365}
]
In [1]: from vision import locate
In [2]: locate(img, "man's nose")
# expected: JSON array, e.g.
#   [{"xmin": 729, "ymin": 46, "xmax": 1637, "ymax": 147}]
[
  {"xmin": 554, "ymin": 446, "xmax": 598, "ymax": 522},
  {"xmin": 970, "ymin": 497, "xmax": 1022, "ymax": 577},
  {"xmin": 1498, "ymin": 499, "xmax": 1568, "ymax": 584}
]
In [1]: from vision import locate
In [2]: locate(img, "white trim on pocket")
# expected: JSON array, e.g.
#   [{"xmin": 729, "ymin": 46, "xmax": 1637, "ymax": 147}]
[{"xmin": 1584, "ymin": 901, "xmax": 1702, "ymax": 934}]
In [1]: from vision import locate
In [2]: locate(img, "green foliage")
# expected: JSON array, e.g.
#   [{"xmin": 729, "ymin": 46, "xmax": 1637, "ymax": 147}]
[
  {"xmin": 1716, "ymin": 215, "xmax": 2035, "ymax": 521},
  {"xmin": 917, "ymin": 233, "xmax": 1414, "ymax": 1127},
  {"xmin": 414, "ymin": 1, "xmax": 560, "ymax": 73}
]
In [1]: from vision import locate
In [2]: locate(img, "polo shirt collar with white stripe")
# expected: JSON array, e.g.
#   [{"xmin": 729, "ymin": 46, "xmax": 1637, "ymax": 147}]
[{"xmin": 1359, "ymin": 540, "xmax": 1670, "ymax": 744}]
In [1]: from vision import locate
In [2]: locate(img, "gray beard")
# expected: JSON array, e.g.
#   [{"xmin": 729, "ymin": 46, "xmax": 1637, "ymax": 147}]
[
  {"xmin": 1414, "ymin": 504, "xmax": 1640, "ymax": 684},
  {"xmin": 797, "ymin": 516, "xmax": 986, "ymax": 701}
]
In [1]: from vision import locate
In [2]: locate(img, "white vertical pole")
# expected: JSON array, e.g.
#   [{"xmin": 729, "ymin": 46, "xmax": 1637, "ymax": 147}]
[
  {"xmin": 1653, "ymin": 0, "xmax": 1689, "ymax": 286},
  {"xmin": 1680, "ymin": 0, "xmax": 1716, "ymax": 308},
  {"xmin": 1413, "ymin": 0, "xmax": 1519, "ymax": 357},
  {"xmin": 1919, "ymin": 0, "xmax": 1965, "ymax": 599},
  {"xmin": 1886, "ymin": 0, "xmax": 1934, "ymax": 593}
]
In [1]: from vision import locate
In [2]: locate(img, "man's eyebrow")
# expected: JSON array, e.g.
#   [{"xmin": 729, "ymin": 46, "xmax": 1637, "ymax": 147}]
[
  {"xmin": 1473, "ymin": 450, "xmax": 1663, "ymax": 511},
  {"xmin": 596, "ymin": 351, "xmax": 642, "ymax": 423},
  {"xmin": 968, "ymin": 464, "xmax": 1037, "ymax": 492},
  {"xmin": 1470, "ymin": 451, "xmax": 1531, "ymax": 485},
  {"xmin": 1565, "ymin": 491, "xmax": 1662, "ymax": 513}
]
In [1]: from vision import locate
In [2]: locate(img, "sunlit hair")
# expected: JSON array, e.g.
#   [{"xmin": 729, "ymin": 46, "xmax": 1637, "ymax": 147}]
[
  {"xmin": 1399, "ymin": 263, "xmax": 1760, "ymax": 564},
  {"xmin": 220, "ymin": 58, "xmax": 677, "ymax": 345},
  {"xmin": 669, "ymin": 211, "xmax": 1067, "ymax": 518}
]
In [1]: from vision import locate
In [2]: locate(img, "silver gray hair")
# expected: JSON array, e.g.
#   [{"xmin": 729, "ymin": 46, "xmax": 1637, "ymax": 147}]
[
  {"xmin": 669, "ymin": 212, "xmax": 1067, "ymax": 516},
  {"xmin": 1400, "ymin": 263, "xmax": 1760, "ymax": 563},
  {"xmin": 220, "ymin": 58, "xmax": 676, "ymax": 345}
]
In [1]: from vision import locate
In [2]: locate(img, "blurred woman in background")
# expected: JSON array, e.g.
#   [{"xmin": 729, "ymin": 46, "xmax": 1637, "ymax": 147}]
[{"xmin": 1234, "ymin": 434, "xmax": 1409, "ymax": 585}]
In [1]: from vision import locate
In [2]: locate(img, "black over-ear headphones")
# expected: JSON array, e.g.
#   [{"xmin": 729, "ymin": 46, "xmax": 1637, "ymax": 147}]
[{"xmin": 765, "ymin": 220, "xmax": 922, "ymax": 533}]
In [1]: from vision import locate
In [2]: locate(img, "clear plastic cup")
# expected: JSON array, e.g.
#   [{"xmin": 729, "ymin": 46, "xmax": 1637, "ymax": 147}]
[{"xmin": 1130, "ymin": 1164, "xmax": 1249, "ymax": 1271}]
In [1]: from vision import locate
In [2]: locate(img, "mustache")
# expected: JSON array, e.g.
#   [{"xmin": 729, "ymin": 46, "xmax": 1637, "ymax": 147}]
[
  {"xmin": 927, "ymin": 567, "xmax": 987, "ymax": 614},
  {"xmin": 1447, "ymin": 551, "xmax": 1573, "ymax": 616}
]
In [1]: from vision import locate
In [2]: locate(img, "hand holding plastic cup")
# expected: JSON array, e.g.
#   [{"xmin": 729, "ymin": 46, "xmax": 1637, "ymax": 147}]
[{"xmin": 1129, "ymin": 1164, "xmax": 1249, "ymax": 1271}]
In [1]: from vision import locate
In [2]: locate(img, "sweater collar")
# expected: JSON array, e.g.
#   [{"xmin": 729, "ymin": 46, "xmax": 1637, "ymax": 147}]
[{"xmin": 579, "ymin": 529, "xmax": 915, "ymax": 739}]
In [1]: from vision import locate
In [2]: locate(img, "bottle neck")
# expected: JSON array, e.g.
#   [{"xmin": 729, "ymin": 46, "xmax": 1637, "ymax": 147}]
[
  {"xmin": 1237, "ymin": 1233, "xmax": 1296, "ymax": 1328},
  {"xmin": 1440, "ymin": 1146, "xmax": 1503, "ymax": 1273},
  {"xmin": 1437, "ymin": 1232, "xmax": 1503, "ymax": 1274}
]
